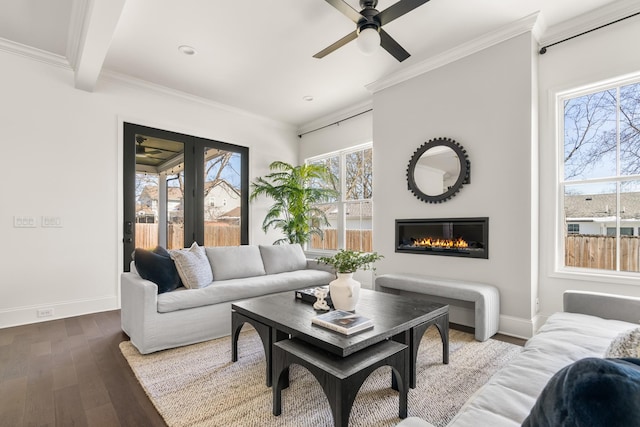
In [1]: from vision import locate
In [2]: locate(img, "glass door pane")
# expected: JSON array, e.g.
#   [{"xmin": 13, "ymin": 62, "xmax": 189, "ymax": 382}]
[
  {"xmin": 133, "ymin": 133, "xmax": 185, "ymax": 250},
  {"xmin": 203, "ymin": 147, "xmax": 242, "ymax": 246}
]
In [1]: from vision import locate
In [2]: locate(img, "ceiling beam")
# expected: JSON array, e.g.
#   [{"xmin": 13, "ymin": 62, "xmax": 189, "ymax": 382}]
[{"xmin": 73, "ymin": 0, "xmax": 126, "ymax": 91}]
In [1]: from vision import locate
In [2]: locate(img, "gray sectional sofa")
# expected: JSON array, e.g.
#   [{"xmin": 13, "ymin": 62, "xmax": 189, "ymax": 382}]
[
  {"xmin": 397, "ymin": 290, "xmax": 640, "ymax": 427},
  {"xmin": 121, "ymin": 243, "xmax": 335, "ymax": 354}
]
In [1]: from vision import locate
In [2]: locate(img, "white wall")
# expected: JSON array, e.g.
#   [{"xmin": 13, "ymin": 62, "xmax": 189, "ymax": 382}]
[
  {"xmin": 372, "ymin": 33, "xmax": 538, "ymax": 338},
  {"xmin": 0, "ymin": 51, "xmax": 298, "ymax": 328},
  {"xmin": 538, "ymin": 15, "xmax": 640, "ymax": 320}
]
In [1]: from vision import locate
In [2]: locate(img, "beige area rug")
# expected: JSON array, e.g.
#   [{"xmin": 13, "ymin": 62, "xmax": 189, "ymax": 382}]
[{"xmin": 120, "ymin": 328, "xmax": 521, "ymax": 427}]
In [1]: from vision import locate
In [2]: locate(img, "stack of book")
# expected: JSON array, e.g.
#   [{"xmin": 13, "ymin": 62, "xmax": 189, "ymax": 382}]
[{"xmin": 312, "ymin": 310, "xmax": 373, "ymax": 335}]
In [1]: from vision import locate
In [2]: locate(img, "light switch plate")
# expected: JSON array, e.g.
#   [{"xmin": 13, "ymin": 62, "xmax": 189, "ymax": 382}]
[
  {"xmin": 42, "ymin": 216, "xmax": 62, "ymax": 228},
  {"xmin": 13, "ymin": 216, "xmax": 37, "ymax": 228}
]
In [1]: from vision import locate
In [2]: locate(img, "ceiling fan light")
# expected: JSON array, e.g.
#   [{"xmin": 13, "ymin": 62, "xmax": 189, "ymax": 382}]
[{"xmin": 357, "ymin": 27, "xmax": 380, "ymax": 56}]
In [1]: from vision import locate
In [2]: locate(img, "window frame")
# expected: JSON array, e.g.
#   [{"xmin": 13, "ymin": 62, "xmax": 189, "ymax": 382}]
[
  {"xmin": 555, "ymin": 73, "xmax": 640, "ymax": 282},
  {"xmin": 305, "ymin": 142, "xmax": 373, "ymax": 254}
]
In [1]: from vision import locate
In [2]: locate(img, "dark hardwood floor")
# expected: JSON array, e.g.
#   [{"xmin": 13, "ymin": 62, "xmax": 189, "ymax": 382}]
[
  {"xmin": 0, "ymin": 310, "xmax": 165, "ymax": 427},
  {"xmin": 0, "ymin": 311, "xmax": 526, "ymax": 426}
]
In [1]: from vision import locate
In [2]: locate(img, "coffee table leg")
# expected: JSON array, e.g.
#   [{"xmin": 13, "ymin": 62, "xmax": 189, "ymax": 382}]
[
  {"xmin": 231, "ymin": 311, "xmax": 274, "ymax": 386},
  {"xmin": 409, "ymin": 312, "xmax": 450, "ymax": 388},
  {"xmin": 272, "ymin": 328, "xmax": 289, "ymax": 389},
  {"xmin": 391, "ymin": 330, "xmax": 410, "ymax": 391}
]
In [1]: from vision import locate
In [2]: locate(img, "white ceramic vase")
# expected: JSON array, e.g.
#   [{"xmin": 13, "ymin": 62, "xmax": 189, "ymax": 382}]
[{"xmin": 329, "ymin": 272, "xmax": 360, "ymax": 311}]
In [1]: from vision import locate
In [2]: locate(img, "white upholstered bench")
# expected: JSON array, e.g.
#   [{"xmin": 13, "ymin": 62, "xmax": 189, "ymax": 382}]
[{"xmin": 375, "ymin": 273, "xmax": 499, "ymax": 341}]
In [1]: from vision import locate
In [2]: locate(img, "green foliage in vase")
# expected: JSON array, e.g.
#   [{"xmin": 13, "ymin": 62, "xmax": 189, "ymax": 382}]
[
  {"xmin": 250, "ymin": 161, "xmax": 338, "ymax": 245},
  {"xmin": 317, "ymin": 249, "xmax": 383, "ymax": 274}
]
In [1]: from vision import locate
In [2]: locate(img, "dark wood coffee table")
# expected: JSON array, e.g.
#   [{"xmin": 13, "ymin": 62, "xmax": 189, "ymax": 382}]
[{"xmin": 231, "ymin": 288, "xmax": 449, "ymax": 392}]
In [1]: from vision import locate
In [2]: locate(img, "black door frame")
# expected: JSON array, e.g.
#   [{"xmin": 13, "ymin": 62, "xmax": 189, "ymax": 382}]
[{"xmin": 123, "ymin": 122, "xmax": 249, "ymax": 270}]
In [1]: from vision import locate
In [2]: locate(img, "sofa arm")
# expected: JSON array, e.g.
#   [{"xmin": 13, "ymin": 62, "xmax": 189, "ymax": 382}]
[
  {"xmin": 563, "ymin": 290, "xmax": 640, "ymax": 324},
  {"xmin": 120, "ymin": 272, "xmax": 159, "ymax": 340}
]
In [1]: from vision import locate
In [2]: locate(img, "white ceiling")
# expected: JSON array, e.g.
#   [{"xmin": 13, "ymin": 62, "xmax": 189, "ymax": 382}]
[{"xmin": 0, "ymin": 0, "xmax": 633, "ymax": 128}]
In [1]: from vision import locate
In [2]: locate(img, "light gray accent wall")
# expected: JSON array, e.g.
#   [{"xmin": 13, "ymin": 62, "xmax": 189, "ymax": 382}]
[{"xmin": 372, "ymin": 33, "xmax": 537, "ymax": 333}]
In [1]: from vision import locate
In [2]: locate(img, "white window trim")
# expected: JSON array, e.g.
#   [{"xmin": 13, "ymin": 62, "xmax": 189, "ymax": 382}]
[{"xmin": 553, "ymin": 72, "xmax": 640, "ymax": 285}]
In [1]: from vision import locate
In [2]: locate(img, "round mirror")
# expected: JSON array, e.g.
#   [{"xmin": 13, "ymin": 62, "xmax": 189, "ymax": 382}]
[{"xmin": 407, "ymin": 137, "xmax": 470, "ymax": 203}]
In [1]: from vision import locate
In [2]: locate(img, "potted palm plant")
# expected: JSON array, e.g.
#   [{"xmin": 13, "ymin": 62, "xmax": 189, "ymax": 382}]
[
  {"xmin": 250, "ymin": 161, "xmax": 338, "ymax": 245},
  {"xmin": 317, "ymin": 250, "xmax": 383, "ymax": 311}
]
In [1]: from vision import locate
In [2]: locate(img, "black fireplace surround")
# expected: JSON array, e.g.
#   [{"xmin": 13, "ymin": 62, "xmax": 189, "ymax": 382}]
[{"xmin": 396, "ymin": 217, "xmax": 488, "ymax": 259}]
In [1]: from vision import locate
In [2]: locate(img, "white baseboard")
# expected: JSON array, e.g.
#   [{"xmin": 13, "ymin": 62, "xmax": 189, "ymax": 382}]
[
  {"xmin": 0, "ymin": 296, "xmax": 119, "ymax": 329},
  {"xmin": 498, "ymin": 314, "xmax": 535, "ymax": 339}
]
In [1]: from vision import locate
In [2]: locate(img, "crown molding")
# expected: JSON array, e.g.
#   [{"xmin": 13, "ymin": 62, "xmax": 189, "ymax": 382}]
[
  {"xmin": 539, "ymin": 0, "xmax": 640, "ymax": 47},
  {"xmin": 366, "ymin": 12, "xmax": 540, "ymax": 94},
  {"xmin": 100, "ymin": 70, "xmax": 295, "ymax": 131},
  {"xmin": 0, "ymin": 37, "xmax": 70, "ymax": 70},
  {"xmin": 297, "ymin": 99, "xmax": 373, "ymax": 137}
]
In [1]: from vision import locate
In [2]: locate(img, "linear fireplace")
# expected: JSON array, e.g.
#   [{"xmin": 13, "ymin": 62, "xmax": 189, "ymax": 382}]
[{"xmin": 396, "ymin": 217, "xmax": 488, "ymax": 259}]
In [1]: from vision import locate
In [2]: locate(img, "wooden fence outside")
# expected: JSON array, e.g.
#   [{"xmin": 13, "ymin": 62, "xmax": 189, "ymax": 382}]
[
  {"xmin": 565, "ymin": 234, "xmax": 640, "ymax": 272},
  {"xmin": 310, "ymin": 229, "xmax": 373, "ymax": 252},
  {"xmin": 135, "ymin": 223, "xmax": 240, "ymax": 249},
  {"xmin": 136, "ymin": 224, "xmax": 373, "ymax": 252}
]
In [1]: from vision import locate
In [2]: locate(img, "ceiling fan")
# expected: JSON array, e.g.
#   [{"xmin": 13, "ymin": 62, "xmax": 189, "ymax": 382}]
[
  {"xmin": 135, "ymin": 135, "xmax": 162, "ymax": 157},
  {"xmin": 314, "ymin": 0, "xmax": 431, "ymax": 62}
]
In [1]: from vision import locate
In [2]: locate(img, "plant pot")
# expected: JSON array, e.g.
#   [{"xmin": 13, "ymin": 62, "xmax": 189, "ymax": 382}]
[{"xmin": 329, "ymin": 272, "xmax": 360, "ymax": 311}]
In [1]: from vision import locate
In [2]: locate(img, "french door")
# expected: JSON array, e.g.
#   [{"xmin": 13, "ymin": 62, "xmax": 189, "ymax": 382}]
[{"xmin": 123, "ymin": 123, "xmax": 248, "ymax": 270}]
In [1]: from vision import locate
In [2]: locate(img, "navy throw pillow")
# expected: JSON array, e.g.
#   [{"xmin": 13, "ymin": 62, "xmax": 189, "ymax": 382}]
[
  {"xmin": 134, "ymin": 246, "xmax": 181, "ymax": 294},
  {"xmin": 522, "ymin": 357, "xmax": 640, "ymax": 427}
]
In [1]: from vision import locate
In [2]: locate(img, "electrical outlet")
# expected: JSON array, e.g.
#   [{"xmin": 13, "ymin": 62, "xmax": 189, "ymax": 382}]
[{"xmin": 37, "ymin": 308, "xmax": 54, "ymax": 318}]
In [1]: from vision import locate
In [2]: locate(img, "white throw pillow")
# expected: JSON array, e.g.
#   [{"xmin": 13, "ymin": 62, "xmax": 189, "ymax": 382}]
[
  {"xmin": 170, "ymin": 242, "xmax": 213, "ymax": 289},
  {"xmin": 605, "ymin": 327, "xmax": 640, "ymax": 358},
  {"xmin": 259, "ymin": 244, "xmax": 307, "ymax": 274}
]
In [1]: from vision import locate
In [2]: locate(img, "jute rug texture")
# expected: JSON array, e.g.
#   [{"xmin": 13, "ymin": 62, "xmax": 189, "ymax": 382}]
[{"xmin": 120, "ymin": 328, "xmax": 521, "ymax": 427}]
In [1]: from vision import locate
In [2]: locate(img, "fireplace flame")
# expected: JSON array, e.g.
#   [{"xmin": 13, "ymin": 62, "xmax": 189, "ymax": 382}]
[{"xmin": 413, "ymin": 237, "xmax": 469, "ymax": 249}]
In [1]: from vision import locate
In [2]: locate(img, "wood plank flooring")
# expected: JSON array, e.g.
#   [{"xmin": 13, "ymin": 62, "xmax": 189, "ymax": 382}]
[
  {"xmin": 0, "ymin": 310, "xmax": 525, "ymax": 426},
  {"xmin": 0, "ymin": 310, "xmax": 165, "ymax": 427}
]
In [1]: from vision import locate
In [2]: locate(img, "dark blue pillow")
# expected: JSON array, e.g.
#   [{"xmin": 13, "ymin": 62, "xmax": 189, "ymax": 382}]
[
  {"xmin": 522, "ymin": 357, "xmax": 640, "ymax": 427},
  {"xmin": 134, "ymin": 246, "xmax": 181, "ymax": 294}
]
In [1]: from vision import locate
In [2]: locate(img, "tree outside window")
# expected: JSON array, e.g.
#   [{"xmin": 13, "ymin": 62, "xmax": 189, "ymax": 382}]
[{"xmin": 561, "ymin": 79, "xmax": 640, "ymax": 273}]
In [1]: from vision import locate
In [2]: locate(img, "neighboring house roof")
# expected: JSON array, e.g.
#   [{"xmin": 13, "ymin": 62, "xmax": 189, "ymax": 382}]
[
  {"xmin": 565, "ymin": 192, "xmax": 640, "ymax": 220},
  {"xmin": 140, "ymin": 186, "xmax": 183, "ymax": 202}
]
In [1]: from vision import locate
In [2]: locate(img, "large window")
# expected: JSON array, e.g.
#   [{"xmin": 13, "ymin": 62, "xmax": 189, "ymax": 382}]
[
  {"xmin": 560, "ymin": 77, "xmax": 640, "ymax": 273},
  {"xmin": 307, "ymin": 144, "xmax": 373, "ymax": 252}
]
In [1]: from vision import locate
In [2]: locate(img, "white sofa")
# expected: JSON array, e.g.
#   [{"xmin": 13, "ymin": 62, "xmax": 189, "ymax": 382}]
[
  {"xmin": 398, "ymin": 290, "xmax": 640, "ymax": 427},
  {"xmin": 121, "ymin": 243, "xmax": 335, "ymax": 354}
]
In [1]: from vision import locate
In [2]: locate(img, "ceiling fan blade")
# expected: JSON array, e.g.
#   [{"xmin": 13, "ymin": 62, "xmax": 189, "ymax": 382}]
[
  {"xmin": 323, "ymin": 0, "xmax": 363, "ymax": 23},
  {"xmin": 378, "ymin": 0, "xmax": 431, "ymax": 26},
  {"xmin": 380, "ymin": 29, "xmax": 410, "ymax": 62},
  {"xmin": 313, "ymin": 30, "xmax": 358, "ymax": 58}
]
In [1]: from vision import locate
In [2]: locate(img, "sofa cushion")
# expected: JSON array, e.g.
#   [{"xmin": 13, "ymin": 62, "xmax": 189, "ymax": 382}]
[
  {"xmin": 134, "ymin": 246, "xmax": 181, "ymax": 294},
  {"xmin": 157, "ymin": 269, "xmax": 335, "ymax": 313},
  {"xmin": 170, "ymin": 242, "xmax": 213, "ymax": 289},
  {"xmin": 259, "ymin": 244, "xmax": 307, "ymax": 274},
  {"xmin": 522, "ymin": 357, "xmax": 640, "ymax": 427},
  {"xmin": 205, "ymin": 245, "xmax": 265, "ymax": 280},
  {"xmin": 606, "ymin": 327, "xmax": 640, "ymax": 358}
]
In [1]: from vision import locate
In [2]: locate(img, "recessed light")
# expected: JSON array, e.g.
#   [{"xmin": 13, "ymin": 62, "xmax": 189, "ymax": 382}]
[
  {"xmin": 178, "ymin": 45, "xmax": 197, "ymax": 56},
  {"xmin": 303, "ymin": 95, "xmax": 314, "ymax": 102}
]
